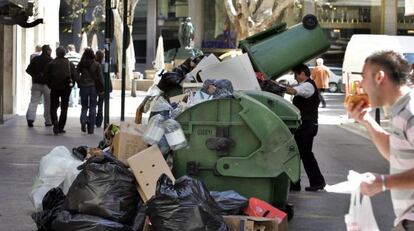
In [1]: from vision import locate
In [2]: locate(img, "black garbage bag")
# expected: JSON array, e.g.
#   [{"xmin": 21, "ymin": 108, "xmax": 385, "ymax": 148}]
[
  {"xmin": 51, "ymin": 210, "xmax": 132, "ymax": 231},
  {"xmin": 64, "ymin": 155, "xmax": 139, "ymax": 225},
  {"xmin": 131, "ymin": 202, "xmax": 147, "ymax": 231},
  {"xmin": 260, "ymin": 79, "xmax": 286, "ymax": 96},
  {"xmin": 31, "ymin": 187, "xmax": 66, "ymax": 231},
  {"xmin": 72, "ymin": 146, "xmax": 88, "ymax": 161},
  {"xmin": 157, "ymin": 71, "xmax": 185, "ymax": 92},
  {"xmin": 210, "ymin": 190, "xmax": 248, "ymax": 215},
  {"xmin": 147, "ymin": 174, "xmax": 228, "ymax": 231}
]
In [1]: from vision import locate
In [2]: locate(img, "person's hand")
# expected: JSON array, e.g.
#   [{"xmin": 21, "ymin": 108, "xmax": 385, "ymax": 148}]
[
  {"xmin": 360, "ymin": 172, "xmax": 383, "ymax": 197},
  {"xmin": 346, "ymin": 100, "xmax": 372, "ymax": 125}
]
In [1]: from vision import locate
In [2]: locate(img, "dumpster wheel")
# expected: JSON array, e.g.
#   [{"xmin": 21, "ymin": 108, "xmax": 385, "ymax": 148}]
[
  {"xmin": 284, "ymin": 203, "xmax": 294, "ymax": 221},
  {"xmin": 302, "ymin": 14, "xmax": 318, "ymax": 30},
  {"xmin": 274, "ymin": 202, "xmax": 294, "ymax": 221}
]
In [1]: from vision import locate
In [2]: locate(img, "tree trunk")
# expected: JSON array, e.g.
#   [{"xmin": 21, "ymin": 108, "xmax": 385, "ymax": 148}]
[
  {"xmin": 225, "ymin": 0, "xmax": 294, "ymax": 44},
  {"xmin": 112, "ymin": 0, "xmax": 139, "ymax": 88}
]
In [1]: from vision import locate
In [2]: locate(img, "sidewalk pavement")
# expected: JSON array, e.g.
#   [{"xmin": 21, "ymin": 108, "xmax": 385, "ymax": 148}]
[
  {"xmin": 0, "ymin": 90, "xmax": 386, "ymax": 230},
  {"xmin": 0, "ymin": 90, "xmax": 148, "ymax": 230}
]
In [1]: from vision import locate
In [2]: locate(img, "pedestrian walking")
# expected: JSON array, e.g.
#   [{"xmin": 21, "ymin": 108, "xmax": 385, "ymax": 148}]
[
  {"xmin": 77, "ymin": 48, "xmax": 104, "ymax": 134},
  {"xmin": 30, "ymin": 45, "xmax": 42, "ymax": 60},
  {"xmin": 66, "ymin": 44, "xmax": 81, "ymax": 108},
  {"xmin": 346, "ymin": 50, "xmax": 414, "ymax": 230},
  {"xmin": 44, "ymin": 46, "xmax": 77, "ymax": 135},
  {"xmin": 284, "ymin": 63, "xmax": 326, "ymax": 191},
  {"xmin": 311, "ymin": 58, "xmax": 330, "ymax": 108},
  {"xmin": 95, "ymin": 50, "xmax": 112, "ymax": 128},
  {"xmin": 25, "ymin": 45, "xmax": 53, "ymax": 127}
]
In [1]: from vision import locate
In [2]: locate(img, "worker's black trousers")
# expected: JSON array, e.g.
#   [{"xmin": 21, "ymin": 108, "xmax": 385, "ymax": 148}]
[{"xmin": 294, "ymin": 120, "xmax": 325, "ymax": 187}]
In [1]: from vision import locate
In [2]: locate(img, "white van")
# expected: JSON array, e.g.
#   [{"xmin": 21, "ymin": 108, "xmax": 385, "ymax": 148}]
[{"xmin": 342, "ymin": 34, "xmax": 414, "ymax": 91}]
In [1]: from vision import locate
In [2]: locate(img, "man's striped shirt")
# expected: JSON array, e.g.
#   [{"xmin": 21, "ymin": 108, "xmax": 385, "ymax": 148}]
[
  {"xmin": 65, "ymin": 51, "xmax": 81, "ymax": 67},
  {"xmin": 389, "ymin": 90, "xmax": 414, "ymax": 226}
]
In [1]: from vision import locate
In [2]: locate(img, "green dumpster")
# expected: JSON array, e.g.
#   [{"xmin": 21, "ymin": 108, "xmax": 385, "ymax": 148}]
[
  {"xmin": 171, "ymin": 15, "xmax": 330, "ymax": 219},
  {"xmin": 239, "ymin": 14, "xmax": 330, "ymax": 80},
  {"xmin": 173, "ymin": 91, "xmax": 300, "ymax": 213},
  {"xmin": 243, "ymin": 90, "xmax": 300, "ymax": 133}
]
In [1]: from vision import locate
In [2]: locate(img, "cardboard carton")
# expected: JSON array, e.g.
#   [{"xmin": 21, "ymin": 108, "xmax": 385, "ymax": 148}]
[
  {"xmin": 223, "ymin": 215, "xmax": 288, "ymax": 231},
  {"xmin": 127, "ymin": 145, "xmax": 175, "ymax": 202},
  {"xmin": 111, "ymin": 123, "xmax": 148, "ymax": 165}
]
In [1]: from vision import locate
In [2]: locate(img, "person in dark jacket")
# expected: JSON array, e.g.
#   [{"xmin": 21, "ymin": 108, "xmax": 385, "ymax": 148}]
[
  {"xmin": 25, "ymin": 45, "xmax": 53, "ymax": 127},
  {"xmin": 44, "ymin": 46, "xmax": 77, "ymax": 135},
  {"xmin": 284, "ymin": 64, "xmax": 326, "ymax": 191},
  {"xmin": 95, "ymin": 50, "xmax": 112, "ymax": 128},
  {"xmin": 77, "ymin": 48, "xmax": 104, "ymax": 134}
]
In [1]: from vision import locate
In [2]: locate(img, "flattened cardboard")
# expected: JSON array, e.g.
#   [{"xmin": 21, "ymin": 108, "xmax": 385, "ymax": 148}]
[
  {"xmin": 127, "ymin": 145, "xmax": 175, "ymax": 202},
  {"xmin": 198, "ymin": 54, "xmax": 261, "ymax": 91},
  {"xmin": 189, "ymin": 54, "xmax": 220, "ymax": 77}
]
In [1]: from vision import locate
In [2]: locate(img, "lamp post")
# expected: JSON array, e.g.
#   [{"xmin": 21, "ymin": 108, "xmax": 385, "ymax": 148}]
[
  {"xmin": 104, "ymin": 0, "xmax": 114, "ymax": 129},
  {"xmin": 121, "ymin": 0, "xmax": 129, "ymax": 121}
]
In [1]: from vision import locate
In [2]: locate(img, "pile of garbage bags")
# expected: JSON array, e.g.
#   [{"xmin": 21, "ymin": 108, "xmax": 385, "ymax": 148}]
[{"xmin": 30, "ymin": 145, "xmax": 250, "ymax": 231}]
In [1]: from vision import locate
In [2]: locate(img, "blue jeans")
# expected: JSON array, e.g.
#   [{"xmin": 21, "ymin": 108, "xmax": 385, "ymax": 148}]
[
  {"xmin": 96, "ymin": 94, "xmax": 103, "ymax": 127},
  {"xmin": 79, "ymin": 86, "xmax": 97, "ymax": 133}
]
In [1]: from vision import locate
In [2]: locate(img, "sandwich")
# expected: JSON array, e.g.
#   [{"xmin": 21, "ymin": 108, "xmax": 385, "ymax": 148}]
[{"xmin": 344, "ymin": 93, "xmax": 370, "ymax": 108}]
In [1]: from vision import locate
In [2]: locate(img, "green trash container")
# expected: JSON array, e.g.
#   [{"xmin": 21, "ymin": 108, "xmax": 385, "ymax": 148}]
[
  {"xmin": 173, "ymin": 91, "xmax": 300, "ymax": 214},
  {"xmin": 239, "ymin": 14, "xmax": 330, "ymax": 80},
  {"xmin": 243, "ymin": 90, "xmax": 300, "ymax": 133}
]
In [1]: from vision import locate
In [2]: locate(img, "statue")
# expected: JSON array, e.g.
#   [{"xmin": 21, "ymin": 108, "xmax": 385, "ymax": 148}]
[
  {"xmin": 165, "ymin": 17, "xmax": 203, "ymax": 63},
  {"xmin": 178, "ymin": 17, "xmax": 195, "ymax": 49}
]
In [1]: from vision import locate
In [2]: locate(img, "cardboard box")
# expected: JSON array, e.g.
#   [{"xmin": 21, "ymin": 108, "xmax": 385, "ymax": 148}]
[
  {"xmin": 127, "ymin": 146, "xmax": 175, "ymax": 202},
  {"xmin": 111, "ymin": 123, "xmax": 148, "ymax": 165},
  {"xmin": 223, "ymin": 215, "xmax": 288, "ymax": 231}
]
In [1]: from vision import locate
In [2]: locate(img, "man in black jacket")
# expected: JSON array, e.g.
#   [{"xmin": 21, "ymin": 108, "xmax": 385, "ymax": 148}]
[
  {"xmin": 284, "ymin": 64, "xmax": 326, "ymax": 191},
  {"xmin": 25, "ymin": 45, "xmax": 53, "ymax": 127},
  {"xmin": 45, "ymin": 46, "xmax": 77, "ymax": 135}
]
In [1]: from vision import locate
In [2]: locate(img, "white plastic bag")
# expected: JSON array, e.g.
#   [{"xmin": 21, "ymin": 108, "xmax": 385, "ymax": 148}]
[
  {"xmin": 345, "ymin": 187, "xmax": 379, "ymax": 231},
  {"xmin": 29, "ymin": 146, "xmax": 83, "ymax": 211},
  {"xmin": 325, "ymin": 170, "xmax": 379, "ymax": 231}
]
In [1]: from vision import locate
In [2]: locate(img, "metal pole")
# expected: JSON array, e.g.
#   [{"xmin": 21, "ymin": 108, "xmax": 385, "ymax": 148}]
[
  {"xmin": 121, "ymin": 0, "xmax": 128, "ymax": 121},
  {"xmin": 0, "ymin": 25, "xmax": 3, "ymax": 124},
  {"xmin": 104, "ymin": 0, "xmax": 112, "ymax": 129}
]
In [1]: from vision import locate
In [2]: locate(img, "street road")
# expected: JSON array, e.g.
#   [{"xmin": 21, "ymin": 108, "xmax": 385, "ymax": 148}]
[{"xmin": 289, "ymin": 92, "xmax": 393, "ymax": 231}]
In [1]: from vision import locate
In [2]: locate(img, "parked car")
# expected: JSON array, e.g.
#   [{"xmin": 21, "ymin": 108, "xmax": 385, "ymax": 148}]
[{"xmin": 276, "ymin": 66, "xmax": 343, "ymax": 93}]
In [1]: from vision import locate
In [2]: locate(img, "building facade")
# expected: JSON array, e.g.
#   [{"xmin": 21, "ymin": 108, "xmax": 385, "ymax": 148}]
[
  {"xmin": 1, "ymin": 0, "xmax": 413, "ymax": 122},
  {"xmin": 0, "ymin": 0, "xmax": 60, "ymax": 123}
]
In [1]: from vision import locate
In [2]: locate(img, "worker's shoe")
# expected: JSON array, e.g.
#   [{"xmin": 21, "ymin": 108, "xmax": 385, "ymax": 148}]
[
  {"xmin": 305, "ymin": 183, "xmax": 326, "ymax": 192},
  {"xmin": 53, "ymin": 121, "xmax": 59, "ymax": 135},
  {"xmin": 27, "ymin": 120, "xmax": 34, "ymax": 127}
]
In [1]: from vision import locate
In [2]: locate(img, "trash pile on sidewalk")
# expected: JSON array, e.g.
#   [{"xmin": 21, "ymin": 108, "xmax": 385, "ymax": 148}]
[
  {"xmin": 28, "ymin": 15, "xmax": 333, "ymax": 230},
  {"xmin": 28, "ymin": 53, "xmax": 289, "ymax": 231}
]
